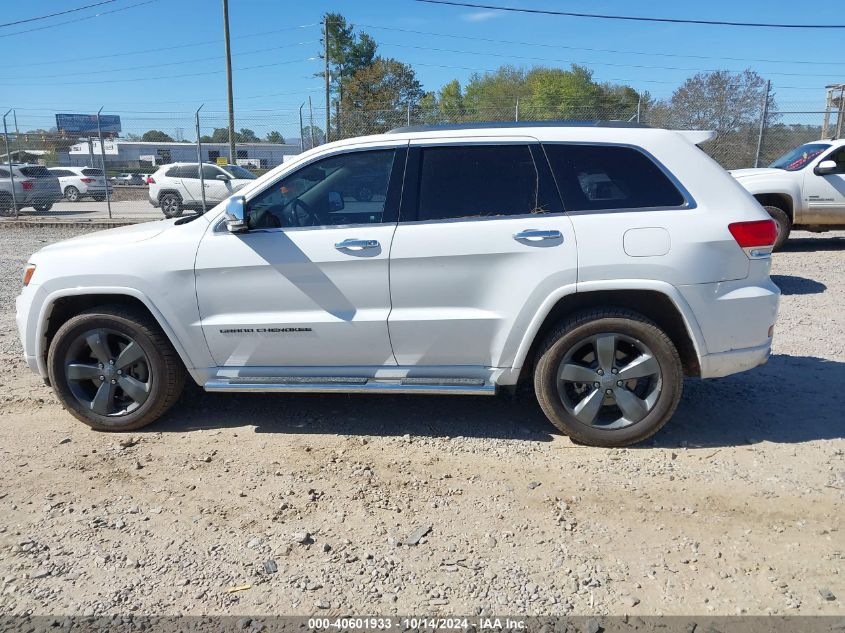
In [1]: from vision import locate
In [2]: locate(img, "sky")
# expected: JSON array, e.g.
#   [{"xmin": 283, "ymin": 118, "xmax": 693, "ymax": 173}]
[{"xmin": 1, "ymin": 0, "xmax": 842, "ymax": 137}]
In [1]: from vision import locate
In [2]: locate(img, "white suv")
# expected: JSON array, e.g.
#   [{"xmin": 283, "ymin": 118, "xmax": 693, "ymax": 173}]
[
  {"xmin": 48, "ymin": 166, "xmax": 109, "ymax": 202},
  {"xmin": 148, "ymin": 162, "xmax": 257, "ymax": 218},
  {"xmin": 16, "ymin": 123, "xmax": 780, "ymax": 447}
]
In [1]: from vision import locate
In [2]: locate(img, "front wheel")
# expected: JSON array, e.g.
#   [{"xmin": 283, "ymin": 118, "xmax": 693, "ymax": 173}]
[
  {"xmin": 47, "ymin": 306, "xmax": 186, "ymax": 431},
  {"xmin": 762, "ymin": 205, "xmax": 791, "ymax": 251},
  {"xmin": 534, "ymin": 309, "xmax": 683, "ymax": 447},
  {"xmin": 159, "ymin": 193, "xmax": 183, "ymax": 218}
]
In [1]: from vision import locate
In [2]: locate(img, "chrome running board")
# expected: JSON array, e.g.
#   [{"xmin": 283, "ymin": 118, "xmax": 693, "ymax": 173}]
[{"xmin": 204, "ymin": 376, "xmax": 496, "ymax": 396}]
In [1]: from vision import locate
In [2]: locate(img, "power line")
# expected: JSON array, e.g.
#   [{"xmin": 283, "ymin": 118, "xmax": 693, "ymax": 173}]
[
  {"xmin": 0, "ymin": 41, "xmax": 318, "ymax": 81},
  {"xmin": 0, "ymin": 0, "xmax": 117, "ymax": 28},
  {"xmin": 359, "ymin": 23, "xmax": 845, "ymax": 67},
  {"xmin": 414, "ymin": 0, "xmax": 845, "ymax": 29},
  {"xmin": 0, "ymin": 0, "xmax": 158, "ymax": 38},
  {"xmin": 378, "ymin": 41, "xmax": 845, "ymax": 78},
  {"xmin": 10, "ymin": 22, "xmax": 319, "ymax": 68}
]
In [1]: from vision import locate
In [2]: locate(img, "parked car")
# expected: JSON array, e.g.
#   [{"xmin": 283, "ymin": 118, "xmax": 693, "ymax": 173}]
[
  {"xmin": 110, "ymin": 173, "xmax": 145, "ymax": 186},
  {"xmin": 0, "ymin": 163, "xmax": 62, "ymax": 213},
  {"xmin": 147, "ymin": 162, "xmax": 257, "ymax": 218},
  {"xmin": 48, "ymin": 166, "xmax": 109, "ymax": 202},
  {"xmin": 16, "ymin": 122, "xmax": 780, "ymax": 446},
  {"xmin": 731, "ymin": 138, "xmax": 845, "ymax": 249}
]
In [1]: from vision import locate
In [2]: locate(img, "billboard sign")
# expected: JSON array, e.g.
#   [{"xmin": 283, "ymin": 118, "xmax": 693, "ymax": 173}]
[{"xmin": 56, "ymin": 113, "xmax": 122, "ymax": 135}]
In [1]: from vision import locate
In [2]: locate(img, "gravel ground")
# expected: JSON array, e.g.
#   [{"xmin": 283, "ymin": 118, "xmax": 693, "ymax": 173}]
[{"xmin": 0, "ymin": 225, "xmax": 843, "ymax": 617}]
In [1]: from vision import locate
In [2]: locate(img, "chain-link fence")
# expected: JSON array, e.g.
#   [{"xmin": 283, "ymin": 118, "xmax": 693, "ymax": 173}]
[{"xmin": 0, "ymin": 100, "xmax": 838, "ymax": 221}]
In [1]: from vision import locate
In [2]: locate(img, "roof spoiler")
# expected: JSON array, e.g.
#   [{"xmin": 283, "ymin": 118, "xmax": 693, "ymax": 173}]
[{"xmin": 675, "ymin": 130, "xmax": 717, "ymax": 145}]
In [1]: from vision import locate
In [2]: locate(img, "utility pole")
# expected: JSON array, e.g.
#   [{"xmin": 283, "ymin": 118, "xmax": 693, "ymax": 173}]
[
  {"xmin": 324, "ymin": 16, "xmax": 330, "ymax": 143},
  {"xmin": 222, "ymin": 0, "xmax": 236, "ymax": 164},
  {"xmin": 754, "ymin": 80, "xmax": 771, "ymax": 168}
]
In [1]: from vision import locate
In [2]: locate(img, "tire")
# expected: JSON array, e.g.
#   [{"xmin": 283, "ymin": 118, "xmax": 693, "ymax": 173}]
[
  {"xmin": 762, "ymin": 205, "xmax": 791, "ymax": 251},
  {"xmin": 47, "ymin": 305, "xmax": 186, "ymax": 432},
  {"xmin": 64, "ymin": 186, "xmax": 80, "ymax": 202},
  {"xmin": 159, "ymin": 192, "xmax": 183, "ymax": 218},
  {"xmin": 33, "ymin": 203, "xmax": 53, "ymax": 212},
  {"xmin": 534, "ymin": 308, "xmax": 683, "ymax": 447}
]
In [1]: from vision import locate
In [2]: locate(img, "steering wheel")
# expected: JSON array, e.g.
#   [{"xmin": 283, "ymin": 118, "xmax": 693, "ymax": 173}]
[{"xmin": 291, "ymin": 198, "xmax": 320, "ymax": 227}]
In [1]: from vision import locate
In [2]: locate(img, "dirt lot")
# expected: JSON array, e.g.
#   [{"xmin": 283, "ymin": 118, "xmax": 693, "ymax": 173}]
[{"xmin": 0, "ymin": 226, "xmax": 842, "ymax": 617}]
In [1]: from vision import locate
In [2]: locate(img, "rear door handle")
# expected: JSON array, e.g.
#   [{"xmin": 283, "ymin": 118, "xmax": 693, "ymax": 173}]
[
  {"xmin": 513, "ymin": 229, "xmax": 563, "ymax": 242},
  {"xmin": 335, "ymin": 238, "xmax": 380, "ymax": 251}
]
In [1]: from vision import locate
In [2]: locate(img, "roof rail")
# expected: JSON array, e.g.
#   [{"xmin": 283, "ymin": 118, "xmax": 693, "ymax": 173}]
[{"xmin": 387, "ymin": 120, "xmax": 652, "ymax": 133}]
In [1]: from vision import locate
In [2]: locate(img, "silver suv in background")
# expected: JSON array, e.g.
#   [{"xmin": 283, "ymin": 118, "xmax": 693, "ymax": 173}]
[
  {"xmin": 48, "ymin": 167, "xmax": 109, "ymax": 202},
  {"xmin": 0, "ymin": 164, "xmax": 62, "ymax": 214},
  {"xmin": 147, "ymin": 162, "xmax": 257, "ymax": 217}
]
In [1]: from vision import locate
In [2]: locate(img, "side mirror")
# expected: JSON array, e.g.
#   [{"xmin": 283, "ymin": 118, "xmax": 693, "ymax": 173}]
[
  {"xmin": 224, "ymin": 195, "xmax": 248, "ymax": 232},
  {"xmin": 328, "ymin": 191, "xmax": 344, "ymax": 212},
  {"xmin": 815, "ymin": 159, "xmax": 838, "ymax": 175},
  {"xmin": 216, "ymin": 173, "xmax": 230, "ymax": 181}
]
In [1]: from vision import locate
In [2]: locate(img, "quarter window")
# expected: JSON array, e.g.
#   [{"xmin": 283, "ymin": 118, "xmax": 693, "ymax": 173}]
[
  {"xmin": 544, "ymin": 144, "xmax": 685, "ymax": 212},
  {"xmin": 416, "ymin": 144, "xmax": 540, "ymax": 221},
  {"xmin": 248, "ymin": 149, "xmax": 396, "ymax": 229}
]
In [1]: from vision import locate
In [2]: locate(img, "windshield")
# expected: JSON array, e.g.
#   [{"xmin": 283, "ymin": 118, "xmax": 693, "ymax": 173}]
[
  {"xmin": 222, "ymin": 165, "xmax": 257, "ymax": 180},
  {"xmin": 769, "ymin": 143, "xmax": 830, "ymax": 171}
]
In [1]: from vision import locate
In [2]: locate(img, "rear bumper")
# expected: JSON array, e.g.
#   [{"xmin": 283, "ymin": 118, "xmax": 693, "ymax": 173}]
[{"xmin": 699, "ymin": 342, "xmax": 771, "ymax": 379}]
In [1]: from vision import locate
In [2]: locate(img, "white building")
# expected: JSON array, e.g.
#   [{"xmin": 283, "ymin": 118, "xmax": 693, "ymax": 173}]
[{"xmin": 66, "ymin": 139, "xmax": 301, "ymax": 170}]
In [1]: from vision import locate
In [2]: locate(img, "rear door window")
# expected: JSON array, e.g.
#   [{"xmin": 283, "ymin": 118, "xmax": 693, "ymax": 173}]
[
  {"xmin": 543, "ymin": 144, "xmax": 685, "ymax": 212},
  {"xmin": 415, "ymin": 144, "xmax": 541, "ymax": 221},
  {"xmin": 81, "ymin": 168, "xmax": 103, "ymax": 177}
]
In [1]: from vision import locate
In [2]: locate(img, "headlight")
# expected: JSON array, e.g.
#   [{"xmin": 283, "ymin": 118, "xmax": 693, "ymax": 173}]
[{"xmin": 23, "ymin": 264, "xmax": 36, "ymax": 286}]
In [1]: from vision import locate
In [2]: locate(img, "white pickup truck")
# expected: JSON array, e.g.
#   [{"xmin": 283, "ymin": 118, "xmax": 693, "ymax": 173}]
[{"xmin": 731, "ymin": 139, "xmax": 845, "ymax": 248}]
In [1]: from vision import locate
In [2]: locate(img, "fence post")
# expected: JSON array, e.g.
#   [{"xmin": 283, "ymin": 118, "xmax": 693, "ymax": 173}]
[
  {"xmin": 195, "ymin": 105, "xmax": 207, "ymax": 214},
  {"xmin": 515, "ymin": 97, "xmax": 519, "ymax": 122},
  {"xmin": 3, "ymin": 109, "xmax": 19, "ymax": 218},
  {"xmin": 96, "ymin": 107, "xmax": 112, "ymax": 219},
  {"xmin": 308, "ymin": 96, "xmax": 315, "ymax": 147},
  {"xmin": 298, "ymin": 103, "xmax": 305, "ymax": 153},
  {"xmin": 754, "ymin": 80, "xmax": 771, "ymax": 168},
  {"xmin": 13, "ymin": 109, "xmax": 22, "ymax": 159},
  {"xmin": 636, "ymin": 96, "xmax": 642, "ymax": 123},
  {"xmin": 837, "ymin": 87, "xmax": 845, "ymax": 139}
]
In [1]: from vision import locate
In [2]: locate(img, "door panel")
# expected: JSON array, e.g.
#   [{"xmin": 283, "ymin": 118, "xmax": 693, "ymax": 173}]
[
  {"xmin": 803, "ymin": 147, "xmax": 845, "ymax": 223},
  {"xmin": 195, "ymin": 225, "xmax": 397, "ymax": 367},
  {"xmin": 195, "ymin": 144, "xmax": 407, "ymax": 369},
  {"xmin": 387, "ymin": 139, "xmax": 578, "ymax": 368}
]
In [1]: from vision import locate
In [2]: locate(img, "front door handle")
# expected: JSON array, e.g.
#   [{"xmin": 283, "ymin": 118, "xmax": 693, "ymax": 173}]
[
  {"xmin": 335, "ymin": 238, "xmax": 380, "ymax": 251},
  {"xmin": 513, "ymin": 229, "xmax": 563, "ymax": 242}
]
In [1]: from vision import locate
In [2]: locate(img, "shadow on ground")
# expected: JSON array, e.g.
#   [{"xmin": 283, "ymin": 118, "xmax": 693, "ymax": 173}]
[
  {"xmin": 152, "ymin": 354, "xmax": 845, "ymax": 449},
  {"xmin": 780, "ymin": 235, "xmax": 845, "ymax": 252},
  {"xmin": 771, "ymin": 274, "xmax": 827, "ymax": 295}
]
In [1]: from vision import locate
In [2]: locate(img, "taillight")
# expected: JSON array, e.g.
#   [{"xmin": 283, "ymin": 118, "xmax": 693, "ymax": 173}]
[
  {"xmin": 21, "ymin": 180, "xmax": 34, "ymax": 190},
  {"xmin": 728, "ymin": 220, "xmax": 777, "ymax": 258},
  {"xmin": 80, "ymin": 177, "xmax": 94, "ymax": 183}
]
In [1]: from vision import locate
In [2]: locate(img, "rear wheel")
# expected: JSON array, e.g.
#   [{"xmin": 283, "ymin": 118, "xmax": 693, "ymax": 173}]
[
  {"xmin": 47, "ymin": 306, "xmax": 185, "ymax": 431},
  {"xmin": 159, "ymin": 193, "xmax": 183, "ymax": 218},
  {"xmin": 763, "ymin": 205, "xmax": 791, "ymax": 250},
  {"xmin": 534, "ymin": 309, "xmax": 683, "ymax": 447},
  {"xmin": 64, "ymin": 186, "xmax": 80, "ymax": 202}
]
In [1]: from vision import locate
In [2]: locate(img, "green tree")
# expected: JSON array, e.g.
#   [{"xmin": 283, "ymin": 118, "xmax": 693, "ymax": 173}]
[
  {"xmin": 237, "ymin": 128, "xmax": 259, "ymax": 143},
  {"xmin": 265, "ymin": 130, "xmax": 285, "ymax": 144},
  {"xmin": 141, "ymin": 129, "xmax": 174, "ymax": 142},
  {"xmin": 340, "ymin": 58, "xmax": 425, "ymax": 137},
  {"xmin": 301, "ymin": 125, "xmax": 325, "ymax": 150}
]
